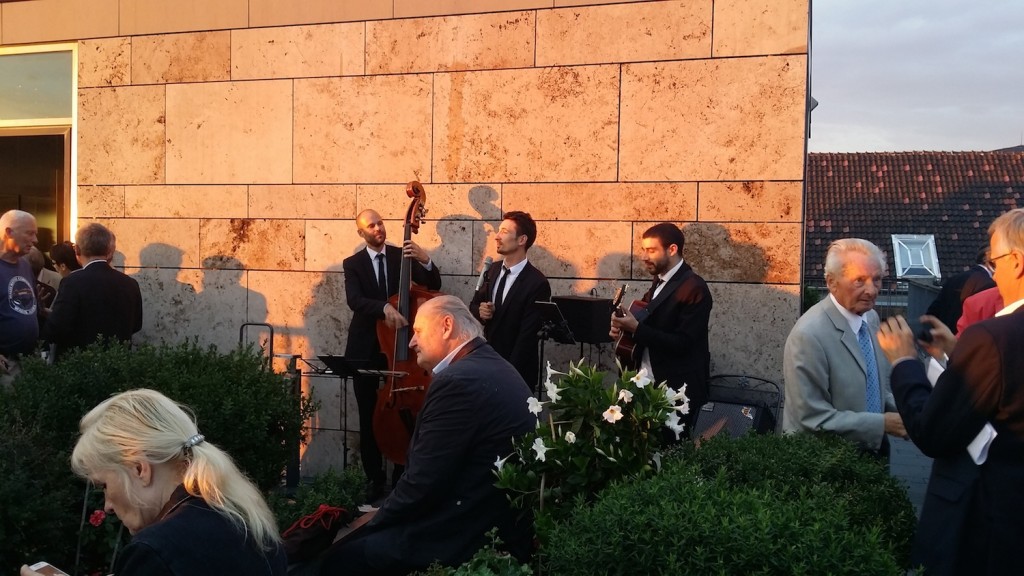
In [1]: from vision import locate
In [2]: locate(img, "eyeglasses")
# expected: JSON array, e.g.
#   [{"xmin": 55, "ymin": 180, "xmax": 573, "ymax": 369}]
[{"xmin": 989, "ymin": 251, "xmax": 1015, "ymax": 268}]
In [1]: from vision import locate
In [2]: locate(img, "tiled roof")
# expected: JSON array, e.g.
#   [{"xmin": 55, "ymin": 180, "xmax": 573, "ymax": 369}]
[{"xmin": 805, "ymin": 151, "xmax": 1024, "ymax": 279}]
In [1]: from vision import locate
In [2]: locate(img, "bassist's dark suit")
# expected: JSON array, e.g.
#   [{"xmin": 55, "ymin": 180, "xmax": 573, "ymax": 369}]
[{"xmin": 343, "ymin": 245, "xmax": 441, "ymax": 487}]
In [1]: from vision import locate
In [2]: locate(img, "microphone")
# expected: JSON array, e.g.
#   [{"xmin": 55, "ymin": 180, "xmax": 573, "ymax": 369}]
[{"xmin": 474, "ymin": 257, "xmax": 493, "ymax": 293}]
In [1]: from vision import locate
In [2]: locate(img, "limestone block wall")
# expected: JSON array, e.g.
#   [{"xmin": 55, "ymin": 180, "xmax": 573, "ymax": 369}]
[{"xmin": 2, "ymin": 0, "xmax": 808, "ymax": 475}]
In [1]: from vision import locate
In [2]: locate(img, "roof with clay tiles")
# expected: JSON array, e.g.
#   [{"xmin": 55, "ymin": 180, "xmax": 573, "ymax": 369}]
[{"xmin": 805, "ymin": 150, "xmax": 1024, "ymax": 279}]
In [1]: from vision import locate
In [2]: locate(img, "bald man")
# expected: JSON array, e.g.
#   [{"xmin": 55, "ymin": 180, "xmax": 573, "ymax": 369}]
[
  {"xmin": 342, "ymin": 209, "xmax": 442, "ymax": 498},
  {"xmin": 1, "ymin": 210, "xmax": 39, "ymax": 382}
]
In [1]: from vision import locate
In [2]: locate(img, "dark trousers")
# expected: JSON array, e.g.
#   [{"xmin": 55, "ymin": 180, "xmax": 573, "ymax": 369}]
[
  {"xmin": 353, "ymin": 373, "xmax": 404, "ymax": 489},
  {"xmin": 353, "ymin": 374, "xmax": 385, "ymax": 487},
  {"xmin": 319, "ymin": 530, "xmax": 417, "ymax": 576}
]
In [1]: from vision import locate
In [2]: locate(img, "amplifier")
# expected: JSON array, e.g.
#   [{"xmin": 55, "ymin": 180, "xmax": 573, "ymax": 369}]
[
  {"xmin": 551, "ymin": 295, "xmax": 613, "ymax": 344},
  {"xmin": 692, "ymin": 401, "xmax": 776, "ymax": 439}
]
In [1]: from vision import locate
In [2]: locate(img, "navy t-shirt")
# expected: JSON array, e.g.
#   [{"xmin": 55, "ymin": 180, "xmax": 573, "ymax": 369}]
[{"xmin": 0, "ymin": 258, "xmax": 39, "ymax": 355}]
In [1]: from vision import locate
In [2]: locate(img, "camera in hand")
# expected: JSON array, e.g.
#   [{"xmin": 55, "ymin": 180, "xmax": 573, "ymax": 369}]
[{"xmin": 917, "ymin": 320, "xmax": 934, "ymax": 343}]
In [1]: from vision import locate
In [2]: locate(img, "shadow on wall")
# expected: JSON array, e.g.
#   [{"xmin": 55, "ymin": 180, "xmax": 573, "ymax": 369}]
[
  {"xmin": 300, "ymin": 263, "xmax": 353, "ymax": 477},
  {"xmin": 539, "ymin": 223, "xmax": 798, "ymax": 385},
  {"xmin": 196, "ymin": 254, "xmax": 268, "ymax": 353},
  {"xmin": 131, "ymin": 243, "xmax": 197, "ymax": 346},
  {"xmin": 683, "ymin": 222, "xmax": 798, "ymax": 384}
]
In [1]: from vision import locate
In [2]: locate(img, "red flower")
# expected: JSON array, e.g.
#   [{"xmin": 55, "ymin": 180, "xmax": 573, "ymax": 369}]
[{"xmin": 89, "ymin": 509, "xmax": 106, "ymax": 527}]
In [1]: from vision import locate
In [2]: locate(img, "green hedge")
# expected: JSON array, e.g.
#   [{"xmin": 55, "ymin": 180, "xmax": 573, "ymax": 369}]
[
  {"xmin": 0, "ymin": 341, "xmax": 312, "ymax": 573},
  {"xmin": 542, "ymin": 433, "xmax": 916, "ymax": 575}
]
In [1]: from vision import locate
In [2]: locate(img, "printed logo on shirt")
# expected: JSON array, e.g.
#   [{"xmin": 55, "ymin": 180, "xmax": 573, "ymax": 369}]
[{"xmin": 8, "ymin": 275, "xmax": 37, "ymax": 315}]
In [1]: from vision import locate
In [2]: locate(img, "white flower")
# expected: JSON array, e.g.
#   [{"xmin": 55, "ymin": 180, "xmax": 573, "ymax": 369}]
[
  {"xmin": 651, "ymin": 452, "xmax": 662, "ymax": 472},
  {"xmin": 564, "ymin": 431, "xmax": 576, "ymax": 444},
  {"xmin": 494, "ymin": 453, "xmax": 511, "ymax": 471},
  {"xmin": 602, "ymin": 405, "xmax": 623, "ymax": 423},
  {"xmin": 617, "ymin": 389, "xmax": 634, "ymax": 404},
  {"xmin": 665, "ymin": 411, "xmax": 686, "ymax": 440},
  {"xmin": 667, "ymin": 383, "xmax": 690, "ymax": 414},
  {"xmin": 532, "ymin": 438, "xmax": 548, "ymax": 462},
  {"xmin": 631, "ymin": 368, "xmax": 653, "ymax": 389},
  {"xmin": 544, "ymin": 381, "xmax": 563, "ymax": 403},
  {"xmin": 545, "ymin": 361, "xmax": 566, "ymax": 387},
  {"xmin": 527, "ymin": 396, "xmax": 545, "ymax": 415},
  {"xmin": 667, "ymin": 383, "xmax": 689, "ymax": 404}
]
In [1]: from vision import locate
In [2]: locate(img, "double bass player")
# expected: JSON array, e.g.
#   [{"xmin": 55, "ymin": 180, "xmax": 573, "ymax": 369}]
[{"xmin": 343, "ymin": 208, "xmax": 441, "ymax": 500}]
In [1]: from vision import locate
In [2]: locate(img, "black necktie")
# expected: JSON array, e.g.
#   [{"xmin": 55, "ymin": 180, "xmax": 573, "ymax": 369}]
[
  {"xmin": 644, "ymin": 277, "xmax": 663, "ymax": 302},
  {"xmin": 376, "ymin": 253, "xmax": 387, "ymax": 299},
  {"xmin": 494, "ymin": 266, "xmax": 510, "ymax": 308}
]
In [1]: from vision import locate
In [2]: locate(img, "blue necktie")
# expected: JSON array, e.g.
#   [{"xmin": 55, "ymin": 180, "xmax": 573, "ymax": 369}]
[{"xmin": 858, "ymin": 322, "xmax": 882, "ymax": 413}]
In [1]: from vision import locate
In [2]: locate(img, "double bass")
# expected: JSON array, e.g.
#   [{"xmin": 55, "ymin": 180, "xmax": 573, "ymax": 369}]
[{"xmin": 373, "ymin": 181, "xmax": 441, "ymax": 466}]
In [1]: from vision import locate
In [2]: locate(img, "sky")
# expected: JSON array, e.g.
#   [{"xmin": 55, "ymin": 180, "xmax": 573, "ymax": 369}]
[{"xmin": 808, "ymin": 1, "xmax": 1024, "ymax": 153}]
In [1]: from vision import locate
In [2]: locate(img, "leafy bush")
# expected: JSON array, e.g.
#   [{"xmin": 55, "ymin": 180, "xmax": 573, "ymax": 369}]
[
  {"xmin": 270, "ymin": 467, "xmax": 366, "ymax": 530},
  {"xmin": 0, "ymin": 341, "xmax": 313, "ymax": 574},
  {"xmin": 676, "ymin": 432, "xmax": 916, "ymax": 566},
  {"xmin": 543, "ymin": 434, "xmax": 915, "ymax": 575},
  {"xmin": 495, "ymin": 361, "xmax": 688, "ymax": 527},
  {"xmin": 417, "ymin": 530, "xmax": 533, "ymax": 576}
]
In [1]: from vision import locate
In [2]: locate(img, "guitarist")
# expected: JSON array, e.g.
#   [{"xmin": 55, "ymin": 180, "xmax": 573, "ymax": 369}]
[{"xmin": 609, "ymin": 222, "xmax": 713, "ymax": 440}]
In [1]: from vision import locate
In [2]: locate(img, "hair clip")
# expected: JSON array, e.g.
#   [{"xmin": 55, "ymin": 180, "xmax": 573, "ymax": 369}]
[{"xmin": 183, "ymin": 434, "xmax": 205, "ymax": 450}]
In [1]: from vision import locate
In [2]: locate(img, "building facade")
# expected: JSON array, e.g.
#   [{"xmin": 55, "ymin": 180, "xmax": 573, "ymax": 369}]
[{"xmin": 1, "ymin": 0, "xmax": 809, "ymax": 473}]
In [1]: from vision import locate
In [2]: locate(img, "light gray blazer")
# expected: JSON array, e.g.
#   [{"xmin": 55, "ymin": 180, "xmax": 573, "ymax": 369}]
[{"xmin": 782, "ymin": 297, "xmax": 896, "ymax": 450}]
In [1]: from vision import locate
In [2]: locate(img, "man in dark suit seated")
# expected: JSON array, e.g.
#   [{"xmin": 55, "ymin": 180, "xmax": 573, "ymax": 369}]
[
  {"xmin": 43, "ymin": 223, "xmax": 142, "ymax": 362},
  {"xmin": 878, "ymin": 208, "xmax": 1024, "ymax": 575},
  {"xmin": 469, "ymin": 211, "xmax": 551, "ymax": 392},
  {"xmin": 321, "ymin": 296, "xmax": 535, "ymax": 576},
  {"xmin": 343, "ymin": 209, "xmax": 441, "ymax": 498},
  {"xmin": 609, "ymin": 222, "xmax": 712, "ymax": 438}
]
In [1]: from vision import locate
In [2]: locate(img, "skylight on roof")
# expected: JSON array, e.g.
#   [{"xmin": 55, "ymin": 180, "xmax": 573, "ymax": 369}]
[{"xmin": 891, "ymin": 234, "xmax": 941, "ymax": 279}]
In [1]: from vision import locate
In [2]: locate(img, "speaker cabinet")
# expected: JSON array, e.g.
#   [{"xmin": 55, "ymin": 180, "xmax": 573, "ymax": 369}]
[
  {"xmin": 693, "ymin": 401, "xmax": 776, "ymax": 439},
  {"xmin": 551, "ymin": 295, "xmax": 613, "ymax": 344}
]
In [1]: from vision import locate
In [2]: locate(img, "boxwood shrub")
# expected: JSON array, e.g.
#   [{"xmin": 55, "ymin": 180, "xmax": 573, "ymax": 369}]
[{"xmin": 543, "ymin": 433, "xmax": 916, "ymax": 575}]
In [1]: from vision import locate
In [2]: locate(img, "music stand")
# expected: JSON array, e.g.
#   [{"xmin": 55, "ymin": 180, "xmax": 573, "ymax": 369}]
[
  {"xmin": 318, "ymin": 355, "xmax": 370, "ymax": 379},
  {"xmin": 534, "ymin": 301, "xmax": 576, "ymax": 344}
]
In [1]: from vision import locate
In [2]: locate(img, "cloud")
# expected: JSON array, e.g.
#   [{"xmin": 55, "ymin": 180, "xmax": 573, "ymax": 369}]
[{"xmin": 809, "ymin": 1, "xmax": 1024, "ymax": 152}]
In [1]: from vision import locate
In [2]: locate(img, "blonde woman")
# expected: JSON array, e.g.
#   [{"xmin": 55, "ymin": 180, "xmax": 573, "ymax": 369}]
[{"xmin": 22, "ymin": 389, "xmax": 286, "ymax": 575}]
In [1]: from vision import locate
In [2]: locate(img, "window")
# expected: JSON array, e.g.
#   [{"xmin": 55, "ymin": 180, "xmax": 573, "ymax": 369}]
[
  {"xmin": 891, "ymin": 234, "xmax": 941, "ymax": 279},
  {"xmin": 0, "ymin": 44, "xmax": 76, "ymax": 248}
]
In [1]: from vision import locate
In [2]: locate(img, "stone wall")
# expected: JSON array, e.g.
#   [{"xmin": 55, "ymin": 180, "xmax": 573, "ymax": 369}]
[{"xmin": 2, "ymin": 0, "xmax": 808, "ymax": 475}]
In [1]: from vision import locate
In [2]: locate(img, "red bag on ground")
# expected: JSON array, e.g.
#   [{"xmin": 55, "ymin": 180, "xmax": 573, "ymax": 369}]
[{"xmin": 281, "ymin": 504, "xmax": 350, "ymax": 563}]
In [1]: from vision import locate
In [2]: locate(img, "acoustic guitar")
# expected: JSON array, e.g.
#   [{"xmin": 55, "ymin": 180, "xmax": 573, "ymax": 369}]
[
  {"xmin": 610, "ymin": 284, "xmax": 642, "ymax": 368},
  {"xmin": 614, "ymin": 300, "xmax": 648, "ymax": 369}
]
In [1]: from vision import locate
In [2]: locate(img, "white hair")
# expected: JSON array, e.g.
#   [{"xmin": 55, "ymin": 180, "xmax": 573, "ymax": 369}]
[{"xmin": 71, "ymin": 389, "xmax": 281, "ymax": 550}]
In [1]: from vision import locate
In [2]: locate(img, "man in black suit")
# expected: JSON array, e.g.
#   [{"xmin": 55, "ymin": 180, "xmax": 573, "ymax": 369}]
[
  {"xmin": 469, "ymin": 211, "xmax": 551, "ymax": 391},
  {"xmin": 878, "ymin": 208, "xmax": 1024, "ymax": 575},
  {"xmin": 609, "ymin": 222, "xmax": 712, "ymax": 438},
  {"xmin": 44, "ymin": 223, "xmax": 142, "ymax": 362},
  {"xmin": 926, "ymin": 245, "xmax": 995, "ymax": 334},
  {"xmin": 343, "ymin": 209, "xmax": 441, "ymax": 497},
  {"xmin": 321, "ymin": 296, "xmax": 535, "ymax": 575}
]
